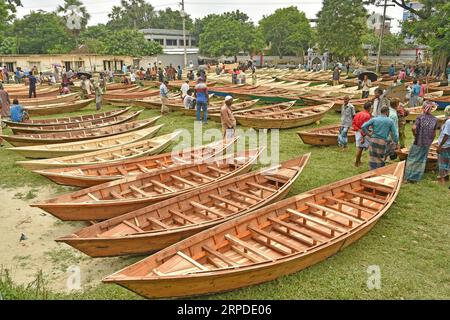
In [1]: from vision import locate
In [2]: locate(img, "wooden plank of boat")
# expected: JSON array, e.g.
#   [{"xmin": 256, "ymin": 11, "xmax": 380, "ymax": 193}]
[
  {"xmin": 297, "ymin": 124, "xmax": 356, "ymax": 146},
  {"xmin": 404, "ymin": 105, "xmax": 438, "ymax": 122},
  {"xmin": 1, "ymin": 117, "xmax": 160, "ymax": 147},
  {"xmin": 397, "ymin": 143, "xmax": 438, "ymax": 171},
  {"xmin": 34, "ymin": 137, "xmax": 240, "ymax": 187},
  {"xmin": 231, "ymin": 101, "xmax": 295, "ymax": 118},
  {"xmin": 103, "ymin": 89, "xmax": 160, "ymax": 100},
  {"xmin": 101, "ymin": 161, "xmax": 404, "ymax": 298},
  {"xmin": 236, "ymin": 103, "xmax": 333, "ymax": 129},
  {"xmin": 31, "ymin": 149, "xmax": 263, "ymax": 221},
  {"xmin": 9, "ymin": 87, "xmax": 61, "ymax": 99},
  {"xmin": 8, "ymin": 125, "xmax": 163, "ymax": 159},
  {"xmin": 18, "ymin": 130, "xmax": 178, "ymax": 171},
  {"xmin": 2, "ymin": 108, "xmax": 131, "ymax": 128},
  {"xmin": 10, "ymin": 110, "xmax": 143, "ymax": 135},
  {"xmin": 56, "ymin": 154, "xmax": 310, "ymax": 257},
  {"xmin": 19, "ymin": 93, "xmax": 80, "ymax": 106},
  {"xmin": 24, "ymin": 99, "xmax": 94, "ymax": 116}
]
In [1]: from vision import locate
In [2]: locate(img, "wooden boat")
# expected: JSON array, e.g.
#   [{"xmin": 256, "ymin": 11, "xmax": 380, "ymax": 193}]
[
  {"xmin": 423, "ymin": 90, "xmax": 443, "ymax": 99},
  {"xmin": 1, "ymin": 117, "xmax": 160, "ymax": 147},
  {"xmin": 331, "ymin": 98, "xmax": 371, "ymax": 112},
  {"xmin": 405, "ymin": 105, "xmax": 437, "ymax": 122},
  {"xmin": 32, "ymin": 149, "xmax": 263, "ymax": 221},
  {"xmin": 436, "ymin": 115, "xmax": 447, "ymax": 128},
  {"xmin": 236, "ymin": 103, "xmax": 333, "ymax": 129},
  {"xmin": 397, "ymin": 143, "xmax": 438, "ymax": 171},
  {"xmin": 103, "ymin": 89, "xmax": 160, "ymax": 100},
  {"xmin": 34, "ymin": 137, "xmax": 240, "ymax": 187},
  {"xmin": 231, "ymin": 102, "xmax": 295, "ymax": 118},
  {"xmin": 102, "ymin": 162, "xmax": 404, "ymax": 298},
  {"xmin": 427, "ymin": 84, "xmax": 450, "ymax": 96},
  {"xmin": 56, "ymin": 154, "xmax": 310, "ymax": 257},
  {"xmin": 2, "ymin": 108, "xmax": 131, "ymax": 128},
  {"xmin": 297, "ymin": 124, "xmax": 356, "ymax": 146},
  {"xmin": 9, "ymin": 87, "xmax": 61, "ymax": 99},
  {"xmin": 429, "ymin": 96, "xmax": 450, "ymax": 110},
  {"xmin": 181, "ymin": 100, "xmax": 259, "ymax": 118},
  {"xmin": 208, "ymin": 100, "xmax": 260, "ymax": 122},
  {"xmin": 8, "ymin": 125, "xmax": 163, "ymax": 159},
  {"xmin": 17, "ymin": 130, "xmax": 176, "ymax": 171},
  {"xmin": 24, "ymin": 99, "xmax": 94, "ymax": 116},
  {"xmin": 134, "ymin": 94, "xmax": 215, "ymax": 111},
  {"xmin": 19, "ymin": 93, "xmax": 80, "ymax": 106},
  {"xmin": 9, "ymin": 110, "xmax": 143, "ymax": 135}
]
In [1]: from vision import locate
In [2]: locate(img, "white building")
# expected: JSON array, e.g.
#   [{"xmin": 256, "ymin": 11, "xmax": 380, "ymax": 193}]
[{"xmin": 140, "ymin": 28, "xmax": 198, "ymax": 53}]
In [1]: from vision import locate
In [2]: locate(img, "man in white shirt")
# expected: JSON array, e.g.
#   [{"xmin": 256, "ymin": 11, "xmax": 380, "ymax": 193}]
[
  {"xmin": 372, "ymin": 88, "xmax": 386, "ymax": 117},
  {"xmin": 180, "ymin": 80, "xmax": 190, "ymax": 99},
  {"xmin": 183, "ymin": 90, "xmax": 195, "ymax": 109}
]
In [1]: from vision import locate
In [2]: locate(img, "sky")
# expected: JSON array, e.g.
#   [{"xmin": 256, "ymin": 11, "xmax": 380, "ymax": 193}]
[{"xmin": 13, "ymin": 0, "xmax": 406, "ymax": 32}]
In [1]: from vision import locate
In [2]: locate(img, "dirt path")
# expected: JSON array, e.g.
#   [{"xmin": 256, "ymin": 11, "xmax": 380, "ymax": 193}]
[{"xmin": 0, "ymin": 186, "xmax": 134, "ymax": 293}]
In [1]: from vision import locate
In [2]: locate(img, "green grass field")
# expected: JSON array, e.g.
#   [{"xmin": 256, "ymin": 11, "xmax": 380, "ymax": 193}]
[{"xmin": 0, "ymin": 101, "xmax": 448, "ymax": 300}]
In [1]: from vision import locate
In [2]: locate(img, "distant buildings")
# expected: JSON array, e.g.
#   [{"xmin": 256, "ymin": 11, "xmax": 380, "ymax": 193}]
[
  {"xmin": 140, "ymin": 28, "xmax": 199, "ymax": 54},
  {"xmin": 367, "ymin": 13, "xmax": 392, "ymax": 36}
]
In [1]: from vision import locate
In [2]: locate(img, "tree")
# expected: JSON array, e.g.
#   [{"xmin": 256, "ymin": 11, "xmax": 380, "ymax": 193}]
[
  {"xmin": 316, "ymin": 0, "xmax": 368, "ymax": 60},
  {"xmin": 362, "ymin": 32, "xmax": 409, "ymax": 56},
  {"xmin": 199, "ymin": 14, "xmax": 263, "ymax": 58},
  {"xmin": 259, "ymin": 6, "xmax": 312, "ymax": 59},
  {"xmin": 0, "ymin": 0, "xmax": 21, "ymax": 39},
  {"xmin": 152, "ymin": 8, "xmax": 193, "ymax": 30},
  {"xmin": 12, "ymin": 11, "xmax": 74, "ymax": 54},
  {"xmin": 102, "ymin": 29, "xmax": 162, "ymax": 56},
  {"xmin": 107, "ymin": 0, "xmax": 156, "ymax": 30}
]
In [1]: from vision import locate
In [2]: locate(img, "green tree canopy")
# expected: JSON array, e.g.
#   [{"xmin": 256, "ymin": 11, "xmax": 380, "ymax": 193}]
[
  {"xmin": 151, "ymin": 8, "xmax": 193, "ymax": 30},
  {"xmin": 316, "ymin": 0, "xmax": 368, "ymax": 59},
  {"xmin": 199, "ymin": 14, "xmax": 263, "ymax": 58},
  {"xmin": 102, "ymin": 29, "xmax": 162, "ymax": 56},
  {"xmin": 0, "ymin": 0, "xmax": 21, "ymax": 39},
  {"xmin": 259, "ymin": 6, "xmax": 312, "ymax": 58},
  {"xmin": 12, "ymin": 11, "xmax": 74, "ymax": 54}
]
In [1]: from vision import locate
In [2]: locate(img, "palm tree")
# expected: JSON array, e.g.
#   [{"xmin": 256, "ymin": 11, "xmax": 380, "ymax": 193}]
[{"xmin": 56, "ymin": 0, "xmax": 91, "ymax": 44}]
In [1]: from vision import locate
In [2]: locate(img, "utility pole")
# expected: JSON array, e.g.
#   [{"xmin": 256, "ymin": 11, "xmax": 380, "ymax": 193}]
[
  {"xmin": 180, "ymin": 0, "xmax": 188, "ymax": 71},
  {"xmin": 375, "ymin": 0, "xmax": 395, "ymax": 74}
]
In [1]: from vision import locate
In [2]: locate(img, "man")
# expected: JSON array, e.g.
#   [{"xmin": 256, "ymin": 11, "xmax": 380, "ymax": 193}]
[
  {"xmin": 158, "ymin": 68, "xmax": 164, "ymax": 82},
  {"xmin": 183, "ymin": 89, "xmax": 195, "ymax": 109},
  {"xmin": 95, "ymin": 82, "xmax": 103, "ymax": 111},
  {"xmin": 10, "ymin": 99, "xmax": 28, "ymax": 123},
  {"xmin": 0, "ymin": 82, "xmax": 11, "ymax": 119},
  {"xmin": 437, "ymin": 106, "xmax": 450, "ymax": 186},
  {"xmin": 194, "ymin": 77, "xmax": 209, "ymax": 124},
  {"xmin": 389, "ymin": 64, "xmax": 395, "ymax": 77},
  {"xmin": 220, "ymin": 96, "xmax": 236, "ymax": 139},
  {"xmin": 160, "ymin": 80, "xmax": 170, "ymax": 115},
  {"xmin": 332, "ymin": 66, "xmax": 340, "ymax": 86},
  {"xmin": 396, "ymin": 101, "xmax": 410, "ymax": 148},
  {"xmin": 386, "ymin": 98, "xmax": 400, "ymax": 161},
  {"xmin": 418, "ymin": 79, "xmax": 427, "ymax": 105},
  {"xmin": 361, "ymin": 106, "xmax": 399, "ymax": 170},
  {"xmin": 15, "ymin": 67, "xmax": 22, "ymax": 84},
  {"xmin": 180, "ymin": 80, "xmax": 190, "ymax": 99},
  {"xmin": 404, "ymin": 101, "xmax": 438, "ymax": 183},
  {"xmin": 361, "ymin": 74, "xmax": 371, "ymax": 99},
  {"xmin": 28, "ymin": 73, "xmax": 37, "ymax": 98},
  {"xmin": 177, "ymin": 66, "xmax": 182, "ymax": 80},
  {"xmin": 372, "ymin": 88, "xmax": 385, "ymax": 117},
  {"xmin": 410, "ymin": 80, "xmax": 421, "ymax": 107},
  {"xmin": 353, "ymin": 101, "xmax": 372, "ymax": 167},
  {"xmin": 345, "ymin": 61, "xmax": 351, "ymax": 76},
  {"xmin": 338, "ymin": 96, "xmax": 355, "ymax": 149}
]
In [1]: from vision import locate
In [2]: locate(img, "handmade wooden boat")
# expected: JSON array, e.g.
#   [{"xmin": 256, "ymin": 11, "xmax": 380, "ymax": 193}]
[
  {"xmin": 429, "ymin": 96, "xmax": 450, "ymax": 110},
  {"xmin": 8, "ymin": 125, "xmax": 163, "ymax": 159},
  {"xmin": 2, "ymin": 108, "xmax": 131, "ymax": 128},
  {"xmin": 56, "ymin": 154, "xmax": 310, "ymax": 257},
  {"xmin": 32, "ymin": 149, "xmax": 263, "ymax": 221},
  {"xmin": 34, "ymin": 137, "xmax": 240, "ymax": 187},
  {"xmin": 17, "ymin": 130, "xmax": 177, "ymax": 171},
  {"xmin": 19, "ymin": 93, "xmax": 80, "ymax": 106},
  {"xmin": 427, "ymin": 84, "xmax": 450, "ymax": 96},
  {"xmin": 102, "ymin": 89, "xmax": 160, "ymax": 100},
  {"xmin": 397, "ymin": 143, "xmax": 438, "ymax": 171},
  {"xmin": 297, "ymin": 124, "xmax": 356, "ymax": 146},
  {"xmin": 236, "ymin": 103, "xmax": 333, "ymax": 129},
  {"xmin": 423, "ymin": 90, "xmax": 443, "ymax": 99},
  {"xmin": 405, "ymin": 105, "xmax": 437, "ymax": 121},
  {"xmin": 9, "ymin": 110, "xmax": 143, "ymax": 135},
  {"xmin": 24, "ymin": 99, "xmax": 94, "ymax": 116},
  {"xmin": 1, "ymin": 117, "xmax": 160, "ymax": 147},
  {"xmin": 230, "ymin": 102, "xmax": 295, "ymax": 118},
  {"xmin": 102, "ymin": 162, "xmax": 404, "ymax": 298},
  {"xmin": 182, "ymin": 100, "xmax": 259, "ymax": 118},
  {"xmin": 208, "ymin": 100, "xmax": 260, "ymax": 122},
  {"xmin": 436, "ymin": 115, "xmax": 447, "ymax": 128},
  {"xmin": 331, "ymin": 98, "xmax": 371, "ymax": 112},
  {"xmin": 9, "ymin": 87, "xmax": 61, "ymax": 99}
]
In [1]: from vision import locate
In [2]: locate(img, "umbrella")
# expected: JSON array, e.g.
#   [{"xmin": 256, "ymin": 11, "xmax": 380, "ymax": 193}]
[
  {"xmin": 358, "ymin": 70, "xmax": 378, "ymax": 82},
  {"xmin": 77, "ymin": 71, "xmax": 92, "ymax": 79}
]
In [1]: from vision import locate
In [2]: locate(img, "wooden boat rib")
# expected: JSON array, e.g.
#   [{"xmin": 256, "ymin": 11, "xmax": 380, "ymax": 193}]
[
  {"xmin": 19, "ymin": 93, "xmax": 80, "ymax": 106},
  {"xmin": 34, "ymin": 137, "xmax": 240, "ymax": 187},
  {"xmin": 182, "ymin": 100, "xmax": 259, "ymax": 118},
  {"xmin": 2, "ymin": 108, "xmax": 131, "ymax": 128},
  {"xmin": 102, "ymin": 162, "xmax": 404, "ymax": 299},
  {"xmin": 17, "ymin": 128, "xmax": 175, "ymax": 170},
  {"xmin": 1, "ymin": 117, "xmax": 160, "ymax": 147},
  {"xmin": 31, "ymin": 149, "xmax": 263, "ymax": 221},
  {"xmin": 10, "ymin": 110, "xmax": 143, "ymax": 135},
  {"xmin": 397, "ymin": 143, "xmax": 438, "ymax": 171},
  {"xmin": 405, "ymin": 105, "xmax": 437, "ymax": 121},
  {"xmin": 297, "ymin": 124, "xmax": 356, "ymax": 146},
  {"xmin": 236, "ymin": 103, "xmax": 334, "ymax": 129},
  {"xmin": 24, "ymin": 99, "xmax": 94, "ymax": 116},
  {"xmin": 8, "ymin": 125, "xmax": 163, "ymax": 159},
  {"xmin": 56, "ymin": 154, "xmax": 310, "ymax": 257}
]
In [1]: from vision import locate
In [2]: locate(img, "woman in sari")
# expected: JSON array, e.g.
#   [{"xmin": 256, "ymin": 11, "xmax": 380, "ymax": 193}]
[{"xmin": 404, "ymin": 101, "xmax": 439, "ymax": 182}]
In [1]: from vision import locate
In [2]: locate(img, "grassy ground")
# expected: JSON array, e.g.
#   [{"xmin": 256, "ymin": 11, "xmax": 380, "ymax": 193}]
[{"xmin": 0, "ymin": 101, "xmax": 448, "ymax": 300}]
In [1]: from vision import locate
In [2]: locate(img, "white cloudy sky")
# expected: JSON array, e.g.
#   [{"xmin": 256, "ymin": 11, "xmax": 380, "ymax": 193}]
[{"xmin": 13, "ymin": 0, "xmax": 406, "ymax": 32}]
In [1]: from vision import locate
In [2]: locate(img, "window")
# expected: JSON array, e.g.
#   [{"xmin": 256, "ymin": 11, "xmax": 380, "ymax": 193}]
[
  {"xmin": 191, "ymin": 40, "xmax": 197, "ymax": 46},
  {"xmin": 4, "ymin": 62, "xmax": 14, "ymax": 72},
  {"xmin": 74, "ymin": 61, "xmax": 84, "ymax": 70},
  {"xmin": 64, "ymin": 61, "xmax": 72, "ymax": 70},
  {"xmin": 153, "ymin": 39, "xmax": 164, "ymax": 45},
  {"xmin": 103, "ymin": 60, "xmax": 113, "ymax": 71},
  {"xmin": 179, "ymin": 39, "xmax": 189, "ymax": 46},
  {"xmin": 166, "ymin": 39, "xmax": 177, "ymax": 46}
]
